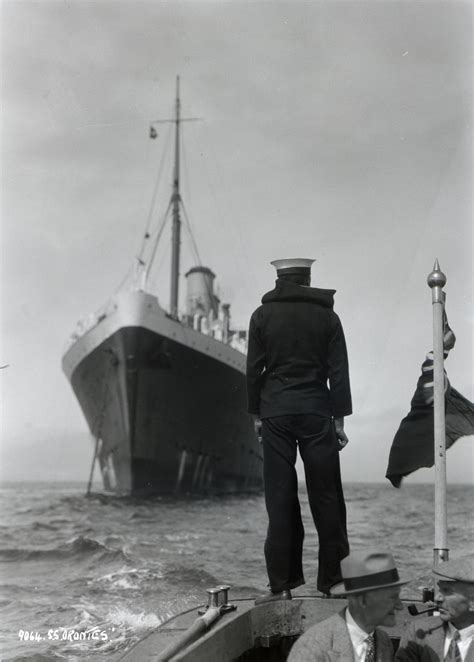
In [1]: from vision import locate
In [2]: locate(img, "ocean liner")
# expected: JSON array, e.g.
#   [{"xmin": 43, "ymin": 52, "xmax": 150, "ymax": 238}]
[{"xmin": 62, "ymin": 78, "xmax": 263, "ymax": 495}]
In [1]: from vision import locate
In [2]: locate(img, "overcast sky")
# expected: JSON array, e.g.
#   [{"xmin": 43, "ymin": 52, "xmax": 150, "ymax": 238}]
[{"xmin": 1, "ymin": 1, "xmax": 472, "ymax": 485}]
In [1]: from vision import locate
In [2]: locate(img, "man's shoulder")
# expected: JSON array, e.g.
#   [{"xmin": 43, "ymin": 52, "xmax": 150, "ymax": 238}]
[
  {"xmin": 395, "ymin": 615, "xmax": 445, "ymax": 661},
  {"xmin": 403, "ymin": 615, "xmax": 443, "ymax": 640},
  {"xmin": 250, "ymin": 302, "xmax": 267, "ymax": 316},
  {"xmin": 375, "ymin": 625, "xmax": 394, "ymax": 656},
  {"xmin": 292, "ymin": 611, "xmax": 347, "ymax": 646},
  {"xmin": 288, "ymin": 611, "xmax": 353, "ymax": 662},
  {"xmin": 376, "ymin": 626, "xmax": 393, "ymax": 642},
  {"xmin": 306, "ymin": 609, "xmax": 346, "ymax": 633},
  {"xmin": 249, "ymin": 305, "xmax": 264, "ymax": 325}
]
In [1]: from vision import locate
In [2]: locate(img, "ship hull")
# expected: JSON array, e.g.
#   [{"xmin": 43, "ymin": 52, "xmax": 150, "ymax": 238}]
[{"xmin": 62, "ymin": 291, "xmax": 263, "ymax": 495}]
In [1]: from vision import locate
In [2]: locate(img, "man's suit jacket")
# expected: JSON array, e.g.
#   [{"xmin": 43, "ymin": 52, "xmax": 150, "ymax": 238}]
[
  {"xmin": 287, "ymin": 609, "xmax": 394, "ymax": 662},
  {"xmin": 395, "ymin": 616, "xmax": 474, "ymax": 662}
]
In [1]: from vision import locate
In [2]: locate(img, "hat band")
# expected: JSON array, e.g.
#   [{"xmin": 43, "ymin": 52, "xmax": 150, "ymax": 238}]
[
  {"xmin": 277, "ymin": 267, "xmax": 311, "ymax": 275},
  {"xmin": 344, "ymin": 568, "xmax": 400, "ymax": 591}
]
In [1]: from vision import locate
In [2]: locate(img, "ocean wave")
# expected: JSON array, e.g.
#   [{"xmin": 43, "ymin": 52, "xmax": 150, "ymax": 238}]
[
  {"xmin": 164, "ymin": 532, "xmax": 203, "ymax": 542},
  {"xmin": 30, "ymin": 521, "xmax": 62, "ymax": 531},
  {"xmin": 163, "ymin": 565, "xmax": 220, "ymax": 587},
  {"xmin": 6, "ymin": 653, "xmax": 71, "ymax": 662},
  {"xmin": 0, "ymin": 536, "xmax": 130, "ymax": 563},
  {"xmin": 46, "ymin": 605, "xmax": 169, "ymax": 658},
  {"xmin": 103, "ymin": 534, "xmax": 125, "ymax": 546},
  {"xmin": 344, "ymin": 494, "xmax": 378, "ymax": 503},
  {"xmin": 91, "ymin": 566, "xmax": 165, "ymax": 591},
  {"xmin": 0, "ymin": 583, "xmax": 45, "ymax": 596},
  {"xmin": 107, "ymin": 605, "xmax": 164, "ymax": 629},
  {"xmin": 1, "ymin": 482, "xmax": 471, "ymax": 660},
  {"xmin": 128, "ymin": 511, "xmax": 157, "ymax": 521},
  {"xmin": 60, "ymin": 607, "xmax": 171, "ymax": 658},
  {"xmin": 224, "ymin": 584, "xmax": 263, "ymax": 596}
]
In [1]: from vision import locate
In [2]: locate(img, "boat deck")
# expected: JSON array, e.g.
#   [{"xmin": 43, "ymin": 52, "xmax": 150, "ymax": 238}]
[{"xmin": 118, "ymin": 594, "xmax": 424, "ymax": 661}]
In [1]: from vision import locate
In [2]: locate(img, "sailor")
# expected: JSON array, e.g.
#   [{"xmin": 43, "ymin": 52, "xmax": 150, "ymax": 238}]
[
  {"xmin": 395, "ymin": 554, "xmax": 474, "ymax": 661},
  {"xmin": 246, "ymin": 257, "xmax": 352, "ymax": 601},
  {"xmin": 288, "ymin": 550, "xmax": 406, "ymax": 661}
]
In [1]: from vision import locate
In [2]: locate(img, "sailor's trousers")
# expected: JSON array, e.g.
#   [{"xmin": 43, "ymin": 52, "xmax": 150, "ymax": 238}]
[{"xmin": 261, "ymin": 414, "xmax": 349, "ymax": 594}]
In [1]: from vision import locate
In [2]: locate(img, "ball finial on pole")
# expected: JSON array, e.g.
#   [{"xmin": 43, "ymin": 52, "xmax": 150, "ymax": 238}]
[{"xmin": 427, "ymin": 259, "xmax": 447, "ymax": 303}]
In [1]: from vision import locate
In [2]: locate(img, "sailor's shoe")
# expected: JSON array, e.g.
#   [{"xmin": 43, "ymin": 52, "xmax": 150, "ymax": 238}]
[{"xmin": 254, "ymin": 589, "xmax": 292, "ymax": 605}]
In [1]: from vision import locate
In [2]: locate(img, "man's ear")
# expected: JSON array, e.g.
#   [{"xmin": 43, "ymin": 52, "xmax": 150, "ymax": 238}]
[{"xmin": 355, "ymin": 592, "xmax": 368, "ymax": 608}]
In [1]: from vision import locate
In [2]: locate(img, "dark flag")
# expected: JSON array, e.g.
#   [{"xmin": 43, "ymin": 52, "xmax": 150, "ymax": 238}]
[{"xmin": 386, "ymin": 310, "xmax": 474, "ymax": 487}]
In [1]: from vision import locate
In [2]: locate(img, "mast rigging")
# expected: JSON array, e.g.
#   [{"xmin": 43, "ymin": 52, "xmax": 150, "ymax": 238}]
[{"xmin": 144, "ymin": 76, "xmax": 202, "ymax": 317}]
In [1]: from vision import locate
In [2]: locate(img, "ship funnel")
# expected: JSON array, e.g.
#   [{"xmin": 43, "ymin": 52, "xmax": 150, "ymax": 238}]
[{"xmin": 185, "ymin": 266, "xmax": 216, "ymax": 317}]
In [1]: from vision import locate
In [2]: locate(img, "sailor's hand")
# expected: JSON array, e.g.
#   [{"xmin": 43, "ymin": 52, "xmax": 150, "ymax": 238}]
[
  {"xmin": 334, "ymin": 417, "xmax": 349, "ymax": 451},
  {"xmin": 253, "ymin": 416, "xmax": 262, "ymax": 443}
]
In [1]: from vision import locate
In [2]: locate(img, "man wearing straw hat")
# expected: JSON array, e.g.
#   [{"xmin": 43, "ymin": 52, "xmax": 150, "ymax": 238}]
[
  {"xmin": 395, "ymin": 554, "xmax": 474, "ymax": 661},
  {"xmin": 246, "ymin": 258, "xmax": 352, "ymax": 602},
  {"xmin": 288, "ymin": 550, "xmax": 407, "ymax": 661}
]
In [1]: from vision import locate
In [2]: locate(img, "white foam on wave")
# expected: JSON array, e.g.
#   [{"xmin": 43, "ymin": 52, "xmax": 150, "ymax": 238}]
[
  {"xmin": 107, "ymin": 606, "xmax": 165, "ymax": 629},
  {"xmin": 69, "ymin": 599, "xmax": 103, "ymax": 625},
  {"xmin": 93, "ymin": 565, "xmax": 164, "ymax": 590},
  {"xmin": 164, "ymin": 532, "xmax": 203, "ymax": 542}
]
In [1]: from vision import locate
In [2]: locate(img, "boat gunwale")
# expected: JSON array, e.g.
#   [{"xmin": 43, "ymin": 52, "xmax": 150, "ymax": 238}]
[{"xmin": 118, "ymin": 595, "xmax": 426, "ymax": 661}]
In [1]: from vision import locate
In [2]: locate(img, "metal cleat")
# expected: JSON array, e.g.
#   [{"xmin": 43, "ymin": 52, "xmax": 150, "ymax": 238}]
[{"xmin": 198, "ymin": 585, "xmax": 237, "ymax": 615}]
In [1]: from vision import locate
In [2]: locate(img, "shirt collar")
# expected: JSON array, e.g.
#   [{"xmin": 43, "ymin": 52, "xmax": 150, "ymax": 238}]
[
  {"xmin": 346, "ymin": 607, "xmax": 373, "ymax": 647},
  {"xmin": 447, "ymin": 622, "xmax": 474, "ymax": 643}
]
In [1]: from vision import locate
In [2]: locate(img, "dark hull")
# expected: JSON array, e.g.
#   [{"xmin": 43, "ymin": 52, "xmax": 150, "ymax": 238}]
[{"xmin": 68, "ymin": 322, "xmax": 263, "ymax": 495}]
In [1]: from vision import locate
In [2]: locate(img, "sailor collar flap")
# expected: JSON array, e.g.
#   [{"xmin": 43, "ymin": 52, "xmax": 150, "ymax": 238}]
[{"xmin": 261, "ymin": 281, "xmax": 336, "ymax": 308}]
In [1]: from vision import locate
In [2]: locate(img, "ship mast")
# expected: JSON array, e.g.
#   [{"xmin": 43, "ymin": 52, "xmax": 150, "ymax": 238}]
[
  {"xmin": 170, "ymin": 76, "xmax": 181, "ymax": 319},
  {"xmin": 145, "ymin": 78, "xmax": 200, "ymax": 311}
]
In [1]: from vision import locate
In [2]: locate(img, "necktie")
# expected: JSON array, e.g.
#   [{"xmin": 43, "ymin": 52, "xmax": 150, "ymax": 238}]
[
  {"xmin": 445, "ymin": 630, "xmax": 461, "ymax": 662},
  {"xmin": 365, "ymin": 632, "xmax": 376, "ymax": 662}
]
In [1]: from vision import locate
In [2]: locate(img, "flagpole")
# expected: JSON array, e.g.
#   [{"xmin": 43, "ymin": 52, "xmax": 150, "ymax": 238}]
[{"xmin": 427, "ymin": 259, "xmax": 448, "ymax": 566}]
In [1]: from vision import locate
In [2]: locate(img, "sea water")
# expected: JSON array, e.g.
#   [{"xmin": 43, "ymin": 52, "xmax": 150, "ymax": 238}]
[{"xmin": 0, "ymin": 481, "xmax": 472, "ymax": 661}]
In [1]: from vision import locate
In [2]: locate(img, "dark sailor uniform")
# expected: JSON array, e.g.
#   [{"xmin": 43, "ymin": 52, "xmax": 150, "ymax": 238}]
[{"xmin": 246, "ymin": 279, "xmax": 352, "ymax": 594}]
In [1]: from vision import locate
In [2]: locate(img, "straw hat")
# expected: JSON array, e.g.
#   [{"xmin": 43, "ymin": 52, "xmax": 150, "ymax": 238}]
[{"xmin": 331, "ymin": 550, "xmax": 409, "ymax": 596}]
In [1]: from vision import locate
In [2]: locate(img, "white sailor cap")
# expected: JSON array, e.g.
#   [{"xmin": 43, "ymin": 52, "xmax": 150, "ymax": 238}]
[{"xmin": 270, "ymin": 258, "xmax": 315, "ymax": 276}]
